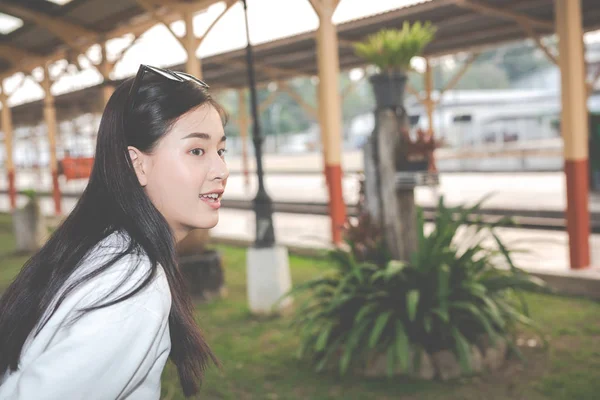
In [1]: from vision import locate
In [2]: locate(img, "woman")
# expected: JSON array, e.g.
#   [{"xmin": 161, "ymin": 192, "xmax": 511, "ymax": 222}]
[{"xmin": 0, "ymin": 64, "xmax": 228, "ymax": 399}]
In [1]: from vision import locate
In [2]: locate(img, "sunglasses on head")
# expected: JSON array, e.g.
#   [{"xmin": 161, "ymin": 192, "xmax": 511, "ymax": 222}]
[{"xmin": 127, "ymin": 64, "xmax": 209, "ymax": 112}]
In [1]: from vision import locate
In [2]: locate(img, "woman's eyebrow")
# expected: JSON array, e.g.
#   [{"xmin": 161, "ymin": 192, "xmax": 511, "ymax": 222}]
[
  {"xmin": 182, "ymin": 133, "xmax": 227, "ymax": 142},
  {"xmin": 182, "ymin": 132, "xmax": 210, "ymax": 140}
]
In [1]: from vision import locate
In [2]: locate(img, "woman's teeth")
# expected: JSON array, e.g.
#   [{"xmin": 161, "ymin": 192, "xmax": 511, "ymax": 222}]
[{"xmin": 200, "ymin": 193, "xmax": 219, "ymax": 201}]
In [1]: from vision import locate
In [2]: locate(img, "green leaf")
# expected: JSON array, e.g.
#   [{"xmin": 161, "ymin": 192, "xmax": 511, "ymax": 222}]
[
  {"xmin": 355, "ymin": 303, "xmax": 378, "ymax": 323},
  {"xmin": 461, "ymin": 282, "xmax": 488, "ymax": 299},
  {"xmin": 431, "ymin": 307, "xmax": 450, "ymax": 324},
  {"xmin": 315, "ymin": 323, "xmax": 334, "ymax": 352},
  {"xmin": 416, "ymin": 207, "xmax": 426, "ymax": 248},
  {"xmin": 407, "ymin": 290, "xmax": 420, "ymax": 322},
  {"xmin": 424, "ymin": 315, "xmax": 432, "ymax": 333},
  {"xmin": 387, "ymin": 345, "xmax": 396, "ymax": 377},
  {"xmin": 315, "ymin": 333, "xmax": 345, "ymax": 372},
  {"xmin": 451, "ymin": 326, "xmax": 472, "ymax": 373},
  {"xmin": 368, "ymin": 311, "xmax": 392, "ymax": 348},
  {"xmin": 395, "ymin": 320, "xmax": 410, "ymax": 372},
  {"xmin": 450, "ymin": 301, "xmax": 498, "ymax": 344},
  {"xmin": 353, "ymin": 23, "xmax": 437, "ymax": 71},
  {"xmin": 481, "ymin": 297, "xmax": 506, "ymax": 330},
  {"xmin": 490, "ymin": 230, "xmax": 525, "ymax": 275},
  {"xmin": 339, "ymin": 320, "xmax": 370, "ymax": 375},
  {"xmin": 385, "ymin": 260, "xmax": 407, "ymax": 280},
  {"xmin": 438, "ymin": 264, "xmax": 451, "ymax": 311}
]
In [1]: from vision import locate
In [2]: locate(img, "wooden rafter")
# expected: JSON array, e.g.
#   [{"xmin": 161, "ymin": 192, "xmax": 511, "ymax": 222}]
[
  {"xmin": 136, "ymin": 0, "xmax": 185, "ymax": 47},
  {"xmin": 438, "ymin": 51, "xmax": 479, "ymax": 97},
  {"xmin": 197, "ymin": 0, "xmax": 236, "ymax": 47},
  {"xmin": 278, "ymin": 81, "xmax": 318, "ymax": 119},
  {"xmin": 0, "ymin": 2, "xmax": 98, "ymax": 55},
  {"xmin": 452, "ymin": 0, "xmax": 554, "ymax": 31},
  {"xmin": 0, "ymin": 0, "xmax": 220, "ymax": 81},
  {"xmin": 0, "ymin": 44, "xmax": 43, "ymax": 67},
  {"xmin": 518, "ymin": 22, "xmax": 559, "ymax": 65}
]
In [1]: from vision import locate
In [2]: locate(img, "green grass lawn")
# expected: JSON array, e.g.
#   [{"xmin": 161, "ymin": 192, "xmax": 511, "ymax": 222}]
[{"xmin": 1, "ymin": 213, "xmax": 599, "ymax": 399}]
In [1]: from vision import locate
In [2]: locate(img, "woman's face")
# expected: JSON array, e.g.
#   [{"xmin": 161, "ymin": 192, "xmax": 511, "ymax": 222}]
[{"xmin": 128, "ymin": 104, "xmax": 228, "ymax": 242}]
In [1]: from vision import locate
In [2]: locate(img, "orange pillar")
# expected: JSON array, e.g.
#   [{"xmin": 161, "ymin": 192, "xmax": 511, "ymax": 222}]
[
  {"xmin": 1, "ymin": 90, "xmax": 16, "ymax": 210},
  {"xmin": 100, "ymin": 41, "xmax": 115, "ymax": 107},
  {"xmin": 556, "ymin": 0, "xmax": 590, "ymax": 269},
  {"xmin": 312, "ymin": 0, "xmax": 346, "ymax": 245},
  {"xmin": 184, "ymin": 10, "xmax": 202, "ymax": 79},
  {"xmin": 424, "ymin": 58, "xmax": 435, "ymax": 136},
  {"xmin": 315, "ymin": 26, "xmax": 328, "ymax": 189},
  {"xmin": 42, "ymin": 64, "xmax": 62, "ymax": 215}
]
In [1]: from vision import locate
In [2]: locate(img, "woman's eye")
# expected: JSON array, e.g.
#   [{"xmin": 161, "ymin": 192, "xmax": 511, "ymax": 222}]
[
  {"xmin": 190, "ymin": 148, "xmax": 204, "ymax": 156},
  {"xmin": 218, "ymin": 149, "xmax": 227, "ymax": 157}
]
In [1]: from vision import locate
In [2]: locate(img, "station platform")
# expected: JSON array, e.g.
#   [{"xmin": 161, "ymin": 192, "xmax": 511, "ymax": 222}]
[{"xmin": 1, "ymin": 155, "xmax": 599, "ymax": 298}]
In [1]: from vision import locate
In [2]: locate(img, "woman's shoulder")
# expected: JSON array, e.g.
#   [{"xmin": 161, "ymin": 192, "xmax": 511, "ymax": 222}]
[{"xmin": 68, "ymin": 231, "xmax": 172, "ymax": 321}]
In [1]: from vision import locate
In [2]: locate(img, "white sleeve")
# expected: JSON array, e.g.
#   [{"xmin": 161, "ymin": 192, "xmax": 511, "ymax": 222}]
[{"xmin": 7, "ymin": 279, "xmax": 170, "ymax": 400}]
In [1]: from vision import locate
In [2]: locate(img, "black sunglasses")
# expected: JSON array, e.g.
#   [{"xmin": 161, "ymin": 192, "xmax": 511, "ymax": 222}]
[{"xmin": 127, "ymin": 64, "xmax": 209, "ymax": 112}]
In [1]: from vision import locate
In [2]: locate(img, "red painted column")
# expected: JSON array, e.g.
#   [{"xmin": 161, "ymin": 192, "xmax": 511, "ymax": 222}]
[
  {"xmin": 313, "ymin": 0, "xmax": 347, "ymax": 245},
  {"xmin": 564, "ymin": 160, "xmax": 590, "ymax": 268},
  {"xmin": 556, "ymin": 0, "xmax": 590, "ymax": 269},
  {"xmin": 8, "ymin": 170, "xmax": 16, "ymax": 209}
]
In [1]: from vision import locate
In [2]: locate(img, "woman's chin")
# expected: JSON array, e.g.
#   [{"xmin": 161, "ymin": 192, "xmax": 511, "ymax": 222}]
[{"xmin": 193, "ymin": 216, "xmax": 219, "ymax": 230}]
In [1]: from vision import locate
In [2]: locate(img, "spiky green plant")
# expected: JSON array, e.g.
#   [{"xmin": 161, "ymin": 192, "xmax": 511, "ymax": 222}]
[
  {"xmin": 282, "ymin": 195, "xmax": 548, "ymax": 377},
  {"xmin": 353, "ymin": 21, "xmax": 437, "ymax": 73}
]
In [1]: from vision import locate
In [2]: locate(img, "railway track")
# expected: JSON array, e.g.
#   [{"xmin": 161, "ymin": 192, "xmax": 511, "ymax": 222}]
[{"xmin": 3, "ymin": 190, "xmax": 592, "ymax": 233}]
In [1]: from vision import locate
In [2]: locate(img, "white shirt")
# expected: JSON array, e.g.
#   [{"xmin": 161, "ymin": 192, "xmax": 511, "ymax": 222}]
[{"xmin": 0, "ymin": 231, "xmax": 172, "ymax": 400}]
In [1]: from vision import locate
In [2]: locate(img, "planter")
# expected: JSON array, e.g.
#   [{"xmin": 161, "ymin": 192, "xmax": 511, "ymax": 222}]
[
  {"xmin": 12, "ymin": 199, "xmax": 47, "ymax": 253},
  {"xmin": 369, "ymin": 71, "xmax": 408, "ymax": 110},
  {"xmin": 179, "ymin": 249, "xmax": 226, "ymax": 301},
  {"xmin": 327, "ymin": 335, "xmax": 508, "ymax": 380}
]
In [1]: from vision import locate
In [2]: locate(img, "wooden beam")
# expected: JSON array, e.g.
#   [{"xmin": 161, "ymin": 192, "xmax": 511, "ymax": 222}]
[
  {"xmin": 307, "ymin": 0, "xmax": 324, "ymax": 17},
  {"xmin": 452, "ymin": 0, "xmax": 554, "ymax": 31},
  {"xmin": 136, "ymin": 0, "xmax": 185, "ymax": 47},
  {"xmin": 113, "ymin": 35, "xmax": 142, "ymax": 66},
  {"xmin": 0, "ymin": 3, "xmax": 98, "ymax": 49},
  {"xmin": 197, "ymin": 0, "xmax": 236, "ymax": 47},
  {"xmin": 341, "ymin": 78, "xmax": 360, "ymax": 97},
  {"xmin": 177, "ymin": 0, "xmax": 221, "ymax": 12},
  {"xmin": 406, "ymin": 82, "xmax": 421, "ymax": 99},
  {"xmin": 0, "ymin": 0, "xmax": 218, "ymax": 81},
  {"xmin": 258, "ymin": 89, "xmax": 280, "ymax": 113},
  {"xmin": 587, "ymin": 65, "xmax": 600, "ymax": 95},
  {"xmin": 0, "ymin": 44, "xmax": 43, "ymax": 66},
  {"xmin": 438, "ymin": 51, "xmax": 479, "ymax": 97},
  {"xmin": 518, "ymin": 21, "xmax": 559, "ymax": 65},
  {"xmin": 278, "ymin": 81, "xmax": 318, "ymax": 119},
  {"xmin": 227, "ymin": 59, "xmax": 304, "ymax": 80}
]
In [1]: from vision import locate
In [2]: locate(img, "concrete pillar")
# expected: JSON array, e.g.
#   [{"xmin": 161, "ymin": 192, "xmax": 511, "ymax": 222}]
[
  {"xmin": 184, "ymin": 10, "xmax": 202, "ymax": 78},
  {"xmin": 1, "ymin": 89, "xmax": 16, "ymax": 210},
  {"xmin": 314, "ymin": 0, "xmax": 346, "ymax": 245},
  {"xmin": 555, "ymin": 0, "xmax": 590, "ymax": 269},
  {"xmin": 42, "ymin": 64, "xmax": 61, "ymax": 215}
]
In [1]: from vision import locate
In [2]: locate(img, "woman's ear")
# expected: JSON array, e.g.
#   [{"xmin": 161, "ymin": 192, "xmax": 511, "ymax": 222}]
[{"xmin": 128, "ymin": 146, "xmax": 148, "ymax": 187}]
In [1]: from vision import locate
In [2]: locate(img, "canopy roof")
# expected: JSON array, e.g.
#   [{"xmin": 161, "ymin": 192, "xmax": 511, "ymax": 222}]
[{"xmin": 4, "ymin": 0, "xmax": 600, "ymax": 126}]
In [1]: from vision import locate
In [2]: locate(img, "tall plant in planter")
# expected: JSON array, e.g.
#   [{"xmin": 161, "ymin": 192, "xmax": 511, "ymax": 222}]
[
  {"xmin": 354, "ymin": 21, "xmax": 436, "ymax": 109},
  {"xmin": 354, "ymin": 21, "xmax": 437, "ymax": 262}
]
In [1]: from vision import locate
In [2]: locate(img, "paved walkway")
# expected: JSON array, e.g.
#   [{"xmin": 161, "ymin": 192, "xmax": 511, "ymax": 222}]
[{"xmin": 212, "ymin": 209, "xmax": 600, "ymax": 278}]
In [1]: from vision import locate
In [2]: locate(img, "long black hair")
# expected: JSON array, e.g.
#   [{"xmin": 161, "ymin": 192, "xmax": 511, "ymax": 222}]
[{"xmin": 0, "ymin": 72, "xmax": 225, "ymax": 396}]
